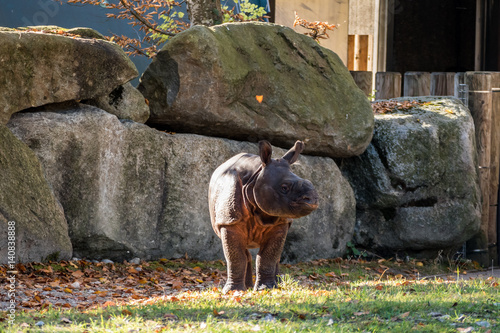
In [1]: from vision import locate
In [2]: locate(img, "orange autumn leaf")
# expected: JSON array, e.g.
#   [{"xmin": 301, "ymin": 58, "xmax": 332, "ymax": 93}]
[
  {"xmin": 122, "ymin": 309, "xmax": 133, "ymax": 316},
  {"xmin": 255, "ymin": 95, "xmax": 263, "ymax": 103},
  {"xmin": 128, "ymin": 267, "xmax": 139, "ymax": 274},
  {"xmin": 102, "ymin": 301, "xmax": 116, "ymax": 307},
  {"xmin": 72, "ymin": 270, "xmax": 84, "ymax": 278}
]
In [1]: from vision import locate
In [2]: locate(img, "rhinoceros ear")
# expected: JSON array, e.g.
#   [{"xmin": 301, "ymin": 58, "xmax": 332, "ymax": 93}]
[
  {"xmin": 259, "ymin": 140, "xmax": 273, "ymax": 165},
  {"xmin": 282, "ymin": 140, "xmax": 304, "ymax": 164}
]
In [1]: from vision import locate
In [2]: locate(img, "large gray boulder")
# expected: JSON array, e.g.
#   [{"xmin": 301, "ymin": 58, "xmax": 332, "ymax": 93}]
[
  {"xmin": 0, "ymin": 27, "xmax": 138, "ymax": 124},
  {"xmin": 341, "ymin": 97, "xmax": 481, "ymax": 257},
  {"xmin": 138, "ymin": 22, "xmax": 373, "ymax": 158},
  {"xmin": 0, "ymin": 125, "xmax": 72, "ymax": 263},
  {"xmin": 8, "ymin": 105, "xmax": 356, "ymax": 262}
]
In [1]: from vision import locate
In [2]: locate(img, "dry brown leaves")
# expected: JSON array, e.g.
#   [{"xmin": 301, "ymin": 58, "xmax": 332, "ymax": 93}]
[
  {"xmin": 372, "ymin": 100, "xmax": 422, "ymax": 114},
  {"xmin": 15, "ymin": 28, "xmax": 83, "ymax": 39},
  {"xmin": 0, "ymin": 259, "xmax": 224, "ymax": 311}
]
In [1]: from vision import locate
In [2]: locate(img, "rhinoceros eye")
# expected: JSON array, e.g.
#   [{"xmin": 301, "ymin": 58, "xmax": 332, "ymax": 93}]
[{"xmin": 281, "ymin": 184, "xmax": 290, "ymax": 194}]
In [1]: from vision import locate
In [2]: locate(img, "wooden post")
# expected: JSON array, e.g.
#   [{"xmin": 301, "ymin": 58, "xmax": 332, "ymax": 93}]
[
  {"xmin": 348, "ymin": 35, "xmax": 355, "ymax": 71},
  {"xmin": 489, "ymin": 73, "xmax": 500, "ymax": 266},
  {"xmin": 466, "ymin": 71, "xmax": 492, "ymax": 266},
  {"xmin": 430, "ymin": 72, "xmax": 455, "ymax": 96},
  {"xmin": 375, "ymin": 72, "xmax": 401, "ymax": 99},
  {"xmin": 404, "ymin": 72, "xmax": 431, "ymax": 97},
  {"xmin": 348, "ymin": 35, "xmax": 372, "ymax": 72},
  {"xmin": 350, "ymin": 71, "xmax": 373, "ymax": 97}
]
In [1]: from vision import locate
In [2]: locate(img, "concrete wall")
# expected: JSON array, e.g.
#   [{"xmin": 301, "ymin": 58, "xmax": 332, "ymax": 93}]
[{"xmin": 275, "ymin": 0, "xmax": 349, "ymax": 66}]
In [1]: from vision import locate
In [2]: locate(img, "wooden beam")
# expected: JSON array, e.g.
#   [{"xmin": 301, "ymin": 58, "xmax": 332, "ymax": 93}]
[
  {"xmin": 430, "ymin": 72, "xmax": 455, "ymax": 96},
  {"xmin": 489, "ymin": 72, "xmax": 500, "ymax": 265},
  {"xmin": 466, "ymin": 71, "xmax": 492, "ymax": 266},
  {"xmin": 403, "ymin": 72, "xmax": 431, "ymax": 97},
  {"xmin": 375, "ymin": 72, "xmax": 401, "ymax": 99},
  {"xmin": 350, "ymin": 71, "xmax": 372, "ymax": 97}
]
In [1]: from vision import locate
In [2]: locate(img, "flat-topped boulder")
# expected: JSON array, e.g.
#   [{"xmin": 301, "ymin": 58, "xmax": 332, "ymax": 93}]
[
  {"xmin": 0, "ymin": 27, "xmax": 138, "ymax": 124},
  {"xmin": 138, "ymin": 22, "xmax": 374, "ymax": 158},
  {"xmin": 341, "ymin": 97, "xmax": 481, "ymax": 257}
]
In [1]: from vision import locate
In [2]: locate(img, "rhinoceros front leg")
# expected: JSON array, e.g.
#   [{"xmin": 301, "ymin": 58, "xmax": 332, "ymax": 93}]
[
  {"xmin": 244, "ymin": 249, "xmax": 253, "ymax": 289},
  {"xmin": 220, "ymin": 226, "xmax": 249, "ymax": 294},
  {"xmin": 254, "ymin": 224, "xmax": 289, "ymax": 291}
]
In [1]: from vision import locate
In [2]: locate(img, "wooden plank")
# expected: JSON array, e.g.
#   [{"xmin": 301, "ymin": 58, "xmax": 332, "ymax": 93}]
[
  {"xmin": 430, "ymin": 72, "xmax": 455, "ymax": 96},
  {"xmin": 403, "ymin": 72, "xmax": 431, "ymax": 97},
  {"xmin": 489, "ymin": 72, "xmax": 500, "ymax": 265},
  {"xmin": 466, "ymin": 71, "xmax": 492, "ymax": 266},
  {"xmin": 375, "ymin": 72, "xmax": 401, "ymax": 99},
  {"xmin": 350, "ymin": 71, "xmax": 372, "ymax": 96},
  {"xmin": 357, "ymin": 35, "xmax": 369, "ymax": 71},
  {"xmin": 348, "ymin": 35, "xmax": 355, "ymax": 71}
]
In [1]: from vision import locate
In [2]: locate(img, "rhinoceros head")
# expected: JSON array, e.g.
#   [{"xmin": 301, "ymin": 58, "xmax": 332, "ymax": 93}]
[{"xmin": 245, "ymin": 140, "xmax": 319, "ymax": 219}]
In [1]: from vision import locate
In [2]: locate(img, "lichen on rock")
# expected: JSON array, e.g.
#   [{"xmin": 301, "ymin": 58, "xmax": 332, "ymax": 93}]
[{"xmin": 341, "ymin": 97, "xmax": 481, "ymax": 257}]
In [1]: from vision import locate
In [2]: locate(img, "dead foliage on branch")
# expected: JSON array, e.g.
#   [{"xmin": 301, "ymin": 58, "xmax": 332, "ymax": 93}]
[{"xmin": 293, "ymin": 11, "xmax": 337, "ymax": 43}]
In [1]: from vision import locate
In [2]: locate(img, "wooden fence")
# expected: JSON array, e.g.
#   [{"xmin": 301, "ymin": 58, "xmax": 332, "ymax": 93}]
[{"xmin": 350, "ymin": 70, "xmax": 500, "ymax": 267}]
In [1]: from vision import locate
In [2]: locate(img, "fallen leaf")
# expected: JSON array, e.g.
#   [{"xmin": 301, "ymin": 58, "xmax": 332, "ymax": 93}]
[
  {"xmin": 128, "ymin": 267, "xmax": 139, "ymax": 274},
  {"xmin": 63, "ymin": 288, "xmax": 72, "ymax": 293},
  {"xmin": 164, "ymin": 313, "xmax": 178, "ymax": 321},
  {"xmin": 256, "ymin": 95, "xmax": 263, "ymax": 103},
  {"xmin": 354, "ymin": 311, "xmax": 370, "ymax": 316},
  {"xmin": 72, "ymin": 270, "xmax": 84, "ymax": 278},
  {"xmin": 213, "ymin": 309, "xmax": 225, "ymax": 317},
  {"xmin": 171, "ymin": 280, "xmax": 183, "ymax": 290},
  {"xmin": 121, "ymin": 309, "xmax": 132, "ymax": 316}
]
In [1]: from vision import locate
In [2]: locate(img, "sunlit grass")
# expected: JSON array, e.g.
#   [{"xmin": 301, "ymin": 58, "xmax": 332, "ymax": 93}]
[{"xmin": 2, "ymin": 259, "xmax": 499, "ymax": 332}]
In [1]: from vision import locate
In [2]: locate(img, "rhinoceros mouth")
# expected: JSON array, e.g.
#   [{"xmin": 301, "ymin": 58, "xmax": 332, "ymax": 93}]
[{"xmin": 289, "ymin": 200, "xmax": 319, "ymax": 216}]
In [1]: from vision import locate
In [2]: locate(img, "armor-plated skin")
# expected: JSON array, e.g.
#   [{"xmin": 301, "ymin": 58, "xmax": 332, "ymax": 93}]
[{"xmin": 209, "ymin": 140, "xmax": 319, "ymax": 293}]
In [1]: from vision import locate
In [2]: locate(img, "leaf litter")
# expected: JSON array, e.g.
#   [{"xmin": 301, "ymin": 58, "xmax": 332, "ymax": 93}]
[{"xmin": 0, "ymin": 257, "xmax": 492, "ymax": 312}]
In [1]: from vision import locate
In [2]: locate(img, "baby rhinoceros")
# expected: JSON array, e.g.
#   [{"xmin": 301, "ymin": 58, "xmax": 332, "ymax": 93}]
[{"xmin": 209, "ymin": 140, "xmax": 319, "ymax": 293}]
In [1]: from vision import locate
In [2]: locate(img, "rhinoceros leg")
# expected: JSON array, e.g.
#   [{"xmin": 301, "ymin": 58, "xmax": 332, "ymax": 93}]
[
  {"xmin": 245, "ymin": 249, "xmax": 253, "ymax": 289},
  {"xmin": 220, "ymin": 227, "xmax": 249, "ymax": 293},
  {"xmin": 254, "ymin": 224, "xmax": 289, "ymax": 290}
]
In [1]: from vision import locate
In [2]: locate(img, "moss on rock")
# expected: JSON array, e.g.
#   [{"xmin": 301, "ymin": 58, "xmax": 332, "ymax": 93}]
[
  {"xmin": 0, "ymin": 125, "xmax": 72, "ymax": 263},
  {"xmin": 341, "ymin": 97, "xmax": 481, "ymax": 257},
  {"xmin": 139, "ymin": 22, "xmax": 373, "ymax": 158}
]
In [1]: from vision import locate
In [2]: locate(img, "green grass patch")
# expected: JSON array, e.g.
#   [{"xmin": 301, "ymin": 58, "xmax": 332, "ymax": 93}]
[{"xmin": 1, "ymin": 258, "xmax": 498, "ymax": 332}]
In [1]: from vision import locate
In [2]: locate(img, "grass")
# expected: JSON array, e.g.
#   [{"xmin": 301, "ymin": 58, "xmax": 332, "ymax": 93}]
[{"xmin": 1, "ymin": 258, "xmax": 499, "ymax": 332}]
